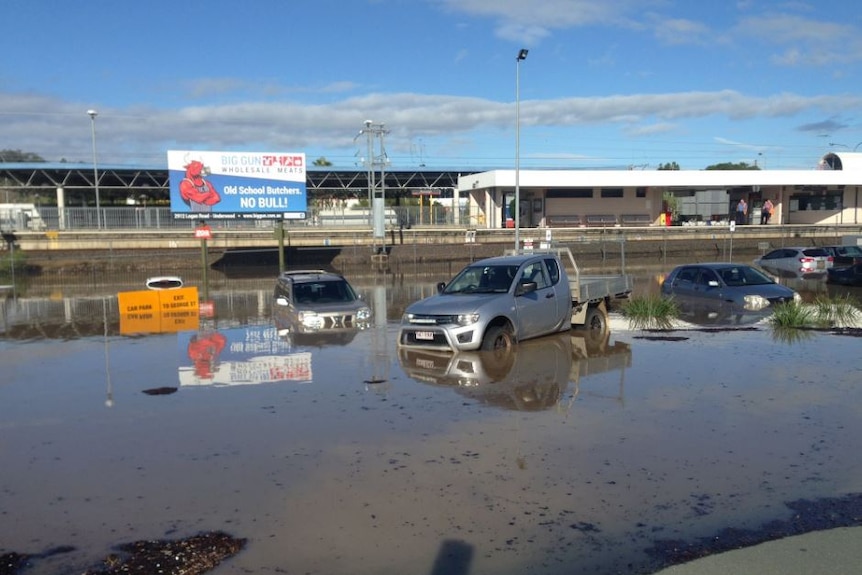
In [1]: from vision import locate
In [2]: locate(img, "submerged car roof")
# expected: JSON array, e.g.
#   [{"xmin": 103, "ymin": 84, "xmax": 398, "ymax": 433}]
[
  {"xmin": 673, "ymin": 262, "xmax": 759, "ymax": 269},
  {"xmin": 278, "ymin": 270, "xmax": 344, "ymax": 281}
]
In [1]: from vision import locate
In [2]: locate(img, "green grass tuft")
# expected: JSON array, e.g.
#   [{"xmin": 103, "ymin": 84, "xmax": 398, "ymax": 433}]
[
  {"xmin": 812, "ymin": 294, "xmax": 861, "ymax": 327},
  {"xmin": 770, "ymin": 296, "xmax": 861, "ymax": 330},
  {"xmin": 768, "ymin": 301, "xmax": 815, "ymax": 328},
  {"xmin": 621, "ymin": 295, "xmax": 679, "ymax": 330}
]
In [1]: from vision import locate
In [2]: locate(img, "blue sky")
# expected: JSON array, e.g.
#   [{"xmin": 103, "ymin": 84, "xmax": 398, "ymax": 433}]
[{"xmin": 2, "ymin": 0, "xmax": 862, "ymax": 170}]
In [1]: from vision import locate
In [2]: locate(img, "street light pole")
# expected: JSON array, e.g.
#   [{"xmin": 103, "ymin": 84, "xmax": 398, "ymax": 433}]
[
  {"xmin": 87, "ymin": 109, "xmax": 101, "ymax": 229},
  {"xmin": 515, "ymin": 48, "xmax": 528, "ymax": 251}
]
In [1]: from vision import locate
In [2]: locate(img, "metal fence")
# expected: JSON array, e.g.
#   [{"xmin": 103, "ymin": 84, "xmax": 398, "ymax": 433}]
[{"xmin": 1, "ymin": 205, "xmax": 474, "ymax": 232}]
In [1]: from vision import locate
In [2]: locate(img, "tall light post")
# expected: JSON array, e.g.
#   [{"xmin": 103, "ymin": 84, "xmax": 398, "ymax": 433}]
[
  {"xmin": 87, "ymin": 109, "xmax": 101, "ymax": 229},
  {"xmin": 514, "ymin": 48, "xmax": 528, "ymax": 250}
]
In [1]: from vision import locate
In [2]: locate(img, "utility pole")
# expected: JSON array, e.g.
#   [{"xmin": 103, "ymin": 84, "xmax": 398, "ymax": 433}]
[{"xmin": 355, "ymin": 120, "xmax": 390, "ymax": 256}]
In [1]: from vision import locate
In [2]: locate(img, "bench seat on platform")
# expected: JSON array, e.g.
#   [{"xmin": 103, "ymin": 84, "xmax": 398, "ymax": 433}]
[
  {"xmin": 620, "ymin": 214, "xmax": 652, "ymax": 226},
  {"xmin": 545, "ymin": 215, "xmax": 582, "ymax": 227},
  {"xmin": 585, "ymin": 214, "xmax": 618, "ymax": 227}
]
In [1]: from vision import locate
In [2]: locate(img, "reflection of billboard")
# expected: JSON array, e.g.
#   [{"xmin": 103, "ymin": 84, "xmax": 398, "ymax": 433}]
[
  {"xmin": 167, "ymin": 150, "xmax": 307, "ymax": 220},
  {"xmin": 177, "ymin": 325, "xmax": 312, "ymax": 387}
]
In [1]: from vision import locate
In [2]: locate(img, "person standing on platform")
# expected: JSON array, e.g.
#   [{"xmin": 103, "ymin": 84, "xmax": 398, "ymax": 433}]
[
  {"xmin": 736, "ymin": 198, "xmax": 748, "ymax": 225},
  {"xmin": 761, "ymin": 198, "xmax": 773, "ymax": 224}
]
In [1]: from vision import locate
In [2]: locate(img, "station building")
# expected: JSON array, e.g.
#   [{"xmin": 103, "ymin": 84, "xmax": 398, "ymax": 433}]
[
  {"xmin": 458, "ymin": 152, "xmax": 862, "ymax": 229},
  {"xmin": 2, "ymin": 152, "xmax": 861, "ymax": 231}
]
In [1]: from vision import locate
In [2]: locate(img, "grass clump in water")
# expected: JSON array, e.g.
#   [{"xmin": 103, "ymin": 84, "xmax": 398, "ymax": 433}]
[
  {"xmin": 621, "ymin": 295, "xmax": 679, "ymax": 330},
  {"xmin": 812, "ymin": 294, "xmax": 861, "ymax": 327},
  {"xmin": 770, "ymin": 295, "xmax": 861, "ymax": 329},
  {"xmin": 769, "ymin": 301, "xmax": 815, "ymax": 328}
]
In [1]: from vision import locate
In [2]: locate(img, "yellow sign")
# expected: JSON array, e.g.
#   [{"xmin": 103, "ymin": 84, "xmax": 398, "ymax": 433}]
[{"xmin": 119, "ymin": 287, "xmax": 200, "ymax": 334}]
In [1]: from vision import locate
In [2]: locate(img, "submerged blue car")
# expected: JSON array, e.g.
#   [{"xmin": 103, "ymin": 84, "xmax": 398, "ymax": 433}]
[{"xmin": 661, "ymin": 263, "xmax": 801, "ymax": 315}]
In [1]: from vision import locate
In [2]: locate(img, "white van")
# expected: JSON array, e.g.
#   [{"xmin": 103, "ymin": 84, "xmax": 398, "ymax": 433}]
[{"xmin": 0, "ymin": 203, "xmax": 47, "ymax": 230}]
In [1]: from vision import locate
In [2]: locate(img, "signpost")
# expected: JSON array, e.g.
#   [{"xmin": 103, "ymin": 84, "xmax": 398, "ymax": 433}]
[{"xmin": 196, "ymin": 222, "xmax": 212, "ymax": 299}]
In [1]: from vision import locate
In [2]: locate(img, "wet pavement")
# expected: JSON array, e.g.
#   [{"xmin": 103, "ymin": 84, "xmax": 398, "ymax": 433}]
[{"xmin": 2, "ymin": 272, "xmax": 862, "ymax": 575}]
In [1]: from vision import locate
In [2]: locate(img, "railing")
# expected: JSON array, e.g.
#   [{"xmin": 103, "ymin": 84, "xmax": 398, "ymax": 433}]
[{"xmin": 1, "ymin": 205, "xmax": 476, "ymax": 232}]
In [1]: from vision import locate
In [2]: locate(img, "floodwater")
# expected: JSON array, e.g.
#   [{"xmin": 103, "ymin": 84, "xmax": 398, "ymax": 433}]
[{"xmin": 2, "ymin": 270, "xmax": 862, "ymax": 575}]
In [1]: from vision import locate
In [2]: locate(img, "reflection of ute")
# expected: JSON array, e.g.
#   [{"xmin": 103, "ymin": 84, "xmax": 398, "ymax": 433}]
[
  {"xmin": 398, "ymin": 328, "xmax": 632, "ymax": 412},
  {"xmin": 568, "ymin": 327, "xmax": 632, "ymax": 405}
]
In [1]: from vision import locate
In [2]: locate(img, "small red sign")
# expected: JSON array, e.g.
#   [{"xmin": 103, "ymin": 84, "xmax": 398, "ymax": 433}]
[
  {"xmin": 194, "ymin": 226, "xmax": 212, "ymax": 239},
  {"xmin": 199, "ymin": 300, "xmax": 215, "ymax": 318}
]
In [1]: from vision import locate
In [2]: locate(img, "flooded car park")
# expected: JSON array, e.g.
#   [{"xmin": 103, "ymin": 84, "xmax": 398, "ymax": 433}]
[{"xmin": 2, "ymin": 269, "xmax": 862, "ymax": 575}]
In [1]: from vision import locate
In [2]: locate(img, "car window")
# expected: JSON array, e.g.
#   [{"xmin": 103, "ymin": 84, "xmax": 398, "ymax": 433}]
[
  {"xmin": 522, "ymin": 262, "xmax": 549, "ymax": 289},
  {"xmin": 720, "ymin": 268, "xmax": 744, "ymax": 286},
  {"xmin": 802, "ymin": 248, "xmax": 829, "ymax": 257},
  {"xmin": 543, "ymin": 257, "xmax": 561, "ymax": 285},
  {"xmin": 483, "ymin": 266, "xmax": 517, "ymax": 291},
  {"xmin": 296, "ymin": 280, "xmax": 356, "ymax": 303},
  {"xmin": 676, "ymin": 268, "xmax": 696, "ymax": 283},
  {"xmin": 762, "ymin": 250, "xmax": 781, "ymax": 260},
  {"xmin": 697, "ymin": 269, "xmax": 718, "ymax": 286}
]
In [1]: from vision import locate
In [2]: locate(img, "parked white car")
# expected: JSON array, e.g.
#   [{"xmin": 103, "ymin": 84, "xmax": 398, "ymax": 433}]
[{"xmin": 755, "ymin": 247, "xmax": 833, "ymax": 275}]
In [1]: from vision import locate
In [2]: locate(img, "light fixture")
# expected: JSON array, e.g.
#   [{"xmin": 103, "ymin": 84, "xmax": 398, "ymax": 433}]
[
  {"xmin": 515, "ymin": 48, "xmax": 528, "ymax": 250},
  {"xmin": 87, "ymin": 109, "xmax": 101, "ymax": 229}
]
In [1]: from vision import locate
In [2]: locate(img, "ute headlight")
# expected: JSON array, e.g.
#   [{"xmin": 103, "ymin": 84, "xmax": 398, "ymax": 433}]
[
  {"xmin": 456, "ymin": 312, "xmax": 480, "ymax": 326},
  {"xmin": 356, "ymin": 306, "xmax": 372, "ymax": 321},
  {"xmin": 298, "ymin": 310, "xmax": 324, "ymax": 329},
  {"xmin": 743, "ymin": 294, "xmax": 770, "ymax": 311}
]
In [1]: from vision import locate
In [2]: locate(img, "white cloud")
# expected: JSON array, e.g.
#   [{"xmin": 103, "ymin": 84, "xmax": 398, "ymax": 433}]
[{"xmin": 3, "ymin": 87, "xmax": 860, "ymax": 165}]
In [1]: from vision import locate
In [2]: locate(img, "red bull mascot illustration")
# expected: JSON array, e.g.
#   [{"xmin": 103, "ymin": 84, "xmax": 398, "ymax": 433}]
[
  {"xmin": 179, "ymin": 155, "xmax": 221, "ymax": 212},
  {"xmin": 187, "ymin": 330, "xmax": 227, "ymax": 380}
]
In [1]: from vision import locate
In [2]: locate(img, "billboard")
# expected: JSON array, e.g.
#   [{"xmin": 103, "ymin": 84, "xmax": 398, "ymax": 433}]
[{"xmin": 167, "ymin": 150, "xmax": 307, "ymax": 220}]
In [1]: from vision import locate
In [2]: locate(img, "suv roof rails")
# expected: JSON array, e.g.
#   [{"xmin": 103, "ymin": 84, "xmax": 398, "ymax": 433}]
[{"xmin": 279, "ymin": 269, "xmax": 330, "ymax": 278}]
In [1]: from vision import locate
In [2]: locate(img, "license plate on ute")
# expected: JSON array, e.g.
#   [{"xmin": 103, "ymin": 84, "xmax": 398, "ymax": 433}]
[{"xmin": 415, "ymin": 331, "xmax": 435, "ymax": 340}]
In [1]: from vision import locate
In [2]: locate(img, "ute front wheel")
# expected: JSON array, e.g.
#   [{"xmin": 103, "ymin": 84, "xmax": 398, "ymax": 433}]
[{"xmin": 481, "ymin": 324, "xmax": 515, "ymax": 352}]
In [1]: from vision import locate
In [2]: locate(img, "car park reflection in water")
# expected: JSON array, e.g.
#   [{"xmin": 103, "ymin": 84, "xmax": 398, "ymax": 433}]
[
  {"xmin": 755, "ymin": 263, "xmax": 829, "ymax": 296},
  {"xmin": 397, "ymin": 328, "xmax": 632, "ymax": 412},
  {"xmin": 4, "ymin": 272, "xmax": 862, "ymax": 575}
]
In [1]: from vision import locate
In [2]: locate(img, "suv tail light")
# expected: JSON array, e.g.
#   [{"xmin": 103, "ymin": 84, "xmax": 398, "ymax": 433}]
[{"xmin": 799, "ymin": 257, "xmax": 814, "ymax": 263}]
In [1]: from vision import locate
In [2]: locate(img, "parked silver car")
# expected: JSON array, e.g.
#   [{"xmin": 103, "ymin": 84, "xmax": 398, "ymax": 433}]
[
  {"xmin": 754, "ymin": 247, "xmax": 833, "ymax": 275},
  {"xmin": 397, "ymin": 252, "xmax": 573, "ymax": 352}
]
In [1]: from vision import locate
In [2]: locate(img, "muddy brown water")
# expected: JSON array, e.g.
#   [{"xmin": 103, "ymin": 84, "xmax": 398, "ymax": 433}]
[{"xmin": 2, "ymin": 270, "xmax": 862, "ymax": 575}]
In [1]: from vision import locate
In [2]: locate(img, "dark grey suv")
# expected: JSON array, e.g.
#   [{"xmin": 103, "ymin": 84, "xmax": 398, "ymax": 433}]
[{"xmin": 273, "ymin": 270, "xmax": 371, "ymax": 332}]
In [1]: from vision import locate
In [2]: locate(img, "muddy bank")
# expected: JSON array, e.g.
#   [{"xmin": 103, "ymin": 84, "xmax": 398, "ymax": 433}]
[{"xmin": 0, "ymin": 531, "xmax": 246, "ymax": 575}]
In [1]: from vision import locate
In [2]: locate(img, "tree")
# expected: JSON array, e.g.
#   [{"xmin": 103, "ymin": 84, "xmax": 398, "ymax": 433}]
[
  {"xmin": 0, "ymin": 149, "xmax": 45, "ymax": 162},
  {"xmin": 657, "ymin": 161, "xmax": 680, "ymax": 170},
  {"xmin": 312, "ymin": 157, "xmax": 333, "ymax": 167},
  {"xmin": 705, "ymin": 161, "xmax": 760, "ymax": 170}
]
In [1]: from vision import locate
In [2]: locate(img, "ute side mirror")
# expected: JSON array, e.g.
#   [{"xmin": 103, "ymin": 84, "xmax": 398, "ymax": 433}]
[
  {"xmin": 516, "ymin": 281, "xmax": 537, "ymax": 296},
  {"xmin": 436, "ymin": 282, "xmax": 446, "ymax": 293},
  {"xmin": 707, "ymin": 280, "xmax": 720, "ymax": 287}
]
